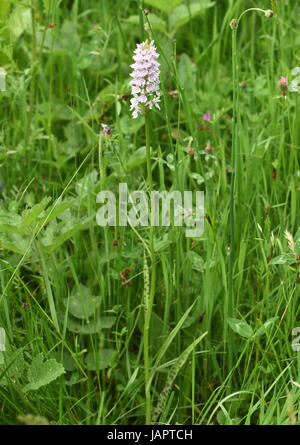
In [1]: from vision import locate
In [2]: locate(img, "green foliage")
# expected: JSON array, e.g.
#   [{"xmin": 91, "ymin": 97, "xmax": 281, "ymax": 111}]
[
  {"xmin": 227, "ymin": 318, "xmax": 253, "ymax": 339},
  {"xmin": 23, "ymin": 354, "xmax": 65, "ymax": 392},
  {"xmin": 169, "ymin": 1, "xmax": 215, "ymax": 30},
  {"xmin": 85, "ymin": 348, "xmax": 116, "ymax": 371},
  {"xmin": 0, "ymin": 0, "xmax": 299, "ymax": 427}
]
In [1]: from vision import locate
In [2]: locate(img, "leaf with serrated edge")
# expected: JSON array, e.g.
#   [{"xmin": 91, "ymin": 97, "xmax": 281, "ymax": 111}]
[{"xmin": 23, "ymin": 354, "xmax": 65, "ymax": 392}]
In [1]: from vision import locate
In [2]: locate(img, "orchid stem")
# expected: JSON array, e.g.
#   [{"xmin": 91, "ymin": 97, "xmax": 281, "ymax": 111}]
[{"xmin": 144, "ymin": 111, "xmax": 156, "ymax": 424}]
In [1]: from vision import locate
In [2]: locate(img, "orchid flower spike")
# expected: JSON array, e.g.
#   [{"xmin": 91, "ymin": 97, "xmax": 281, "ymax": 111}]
[{"xmin": 129, "ymin": 39, "xmax": 160, "ymax": 119}]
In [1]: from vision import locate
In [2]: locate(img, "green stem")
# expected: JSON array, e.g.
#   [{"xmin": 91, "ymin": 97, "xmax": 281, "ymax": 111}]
[
  {"xmin": 228, "ymin": 27, "xmax": 237, "ymax": 373},
  {"xmin": 228, "ymin": 5, "xmax": 273, "ymax": 376},
  {"xmin": 27, "ymin": 0, "xmax": 37, "ymax": 145},
  {"xmin": 144, "ymin": 111, "xmax": 156, "ymax": 424}
]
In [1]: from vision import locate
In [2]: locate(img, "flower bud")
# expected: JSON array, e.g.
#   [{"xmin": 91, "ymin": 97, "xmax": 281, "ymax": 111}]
[
  {"xmin": 230, "ymin": 18, "xmax": 238, "ymax": 30},
  {"xmin": 278, "ymin": 76, "xmax": 289, "ymax": 96},
  {"xmin": 265, "ymin": 9, "xmax": 274, "ymax": 18}
]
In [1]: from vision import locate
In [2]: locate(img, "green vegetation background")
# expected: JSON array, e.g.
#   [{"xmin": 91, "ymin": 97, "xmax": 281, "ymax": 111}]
[{"xmin": 0, "ymin": 0, "xmax": 299, "ymax": 425}]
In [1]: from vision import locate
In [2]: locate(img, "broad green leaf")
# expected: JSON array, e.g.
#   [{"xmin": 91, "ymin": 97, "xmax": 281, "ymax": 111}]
[
  {"xmin": 0, "ymin": 224, "xmax": 29, "ymax": 235},
  {"xmin": 85, "ymin": 348, "xmax": 116, "ymax": 371},
  {"xmin": 120, "ymin": 115, "xmax": 144, "ymax": 136},
  {"xmin": 187, "ymin": 250, "xmax": 204, "ymax": 272},
  {"xmin": 0, "ymin": 233, "xmax": 30, "ymax": 254},
  {"xmin": 8, "ymin": 5, "xmax": 32, "ymax": 40},
  {"xmin": 227, "ymin": 318, "xmax": 253, "ymax": 339},
  {"xmin": 170, "ymin": 1, "xmax": 215, "ymax": 30},
  {"xmin": 178, "ymin": 53, "xmax": 196, "ymax": 90},
  {"xmin": 23, "ymin": 354, "xmax": 65, "ymax": 392},
  {"xmin": 269, "ymin": 253, "xmax": 296, "ymax": 265},
  {"xmin": 53, "ymin": 351, "xmax": 77, "ymax": 372},
  {"xmin": 65, "ymin": 315, "xmax": 116, "ymax": 334},
  {"xmin": 22, "ymin": 197, "xmax": 52, "ymax": 227},
  {"xmin": 144, "ymin": 0, "xmax": 183, "ymax": 13},
  {"xmin": 42, "ymin": 216, "xmax": 94, "ymax": 252},
  {"xmin": 0, "ymin": 208, "xmax": 22, "ymax": 225},
  {"xmin": 64, "ymin": 284, "xmax": 101, "ymax": 319},
  {"xmin": 37, "ymin": 200, "xmax": 75, "ymax": 228}
]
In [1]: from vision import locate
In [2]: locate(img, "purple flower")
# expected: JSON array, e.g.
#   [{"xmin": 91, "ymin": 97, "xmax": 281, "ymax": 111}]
[
  {"xmin": 203, "ymin": 111, "xmax": 210, "ymax": 121},
  {"xmin": 0, "ymin": 184, "xmax": 3, "ymax": 189},
  {"xmin": 101, "ymin": 123, "xmax": 110, "ymax": 135},
  {"xmin": 130, "ymin": 39, "xmax": 160, "ymax": 119}
]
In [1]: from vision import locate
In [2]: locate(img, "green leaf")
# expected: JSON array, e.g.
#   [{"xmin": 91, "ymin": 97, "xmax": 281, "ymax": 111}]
[
  {"xmin": 169, "ymin": 1, "xmax": 215, "ymax": 30},
  {"xmin": 65, "ymin": 315, "xmax": 116, "ymax": 334},
  {"xmin": 0, "ymin": 233, "xmax": 30, "ymax": 254},
  {"xmin": 64, "ymin": 284, "xmax": 101, "ymax": 319},
  {"xmin": 22, "ymin": 197, "xmax": 52, "ymax": 227},
  {"xmin": 85, "ymin": 348, "xmax": 116, "ymax": 371},
  {"xmin": 269, "ymin": 253, "xmax": 296, "ymax": 265},
  {"xmin": 178, "ymin": 53, "xmax": 196, "ymax": 90},
  {"xmin": 0, "ymin": 224, "xmax": 29, "ymax": 235},
  {"xmin": 152, "ymin": 332, "xmax": 207, "ymax": 423},
  {"xmin": 37, "ymin": 199, "xmax": 75, "ymax": 228},
  {"xmin": 125, "ymin": 14, "xmax": 167, "ymax": 33},
  {"xmin": 144, "ymin": 0, "xmax": 183, "ymax": 13},
  {"xmin": 187, "ymin": 250, "xmax": 204, "ymax": 272},
  {"xmin": 23, "ymin": 354, "xmax": 65, "ymax": 392},
  {"xmin": 8, "ymin": 5, "xmax": 32, "ymax": 40},
  {"xmin": 120, "ymin": 115, "xmax": 144, "ymax": 136},
  {"xmin": 255, "ymin": 317, "xmax": 278, "ymax": 337},
  {"xmin": 227, "ymin": 318, "xmax": 253, "ymax": 339},
  {"xmin": 42, "ymin": 216, "xmax": 94, "ymax": 252},
  {"xmin": 53, "ymin": 351, "xmax": 77, "ymax": 372},
  {"xmin": 42, "ymin": 0, "xmax": 51, "ymax": 13}
]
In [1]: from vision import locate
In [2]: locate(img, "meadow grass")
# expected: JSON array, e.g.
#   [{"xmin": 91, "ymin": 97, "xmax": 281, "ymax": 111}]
[{"xmin": 0, "ymin": 0, "xmax": 299, "ymax": 425}]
